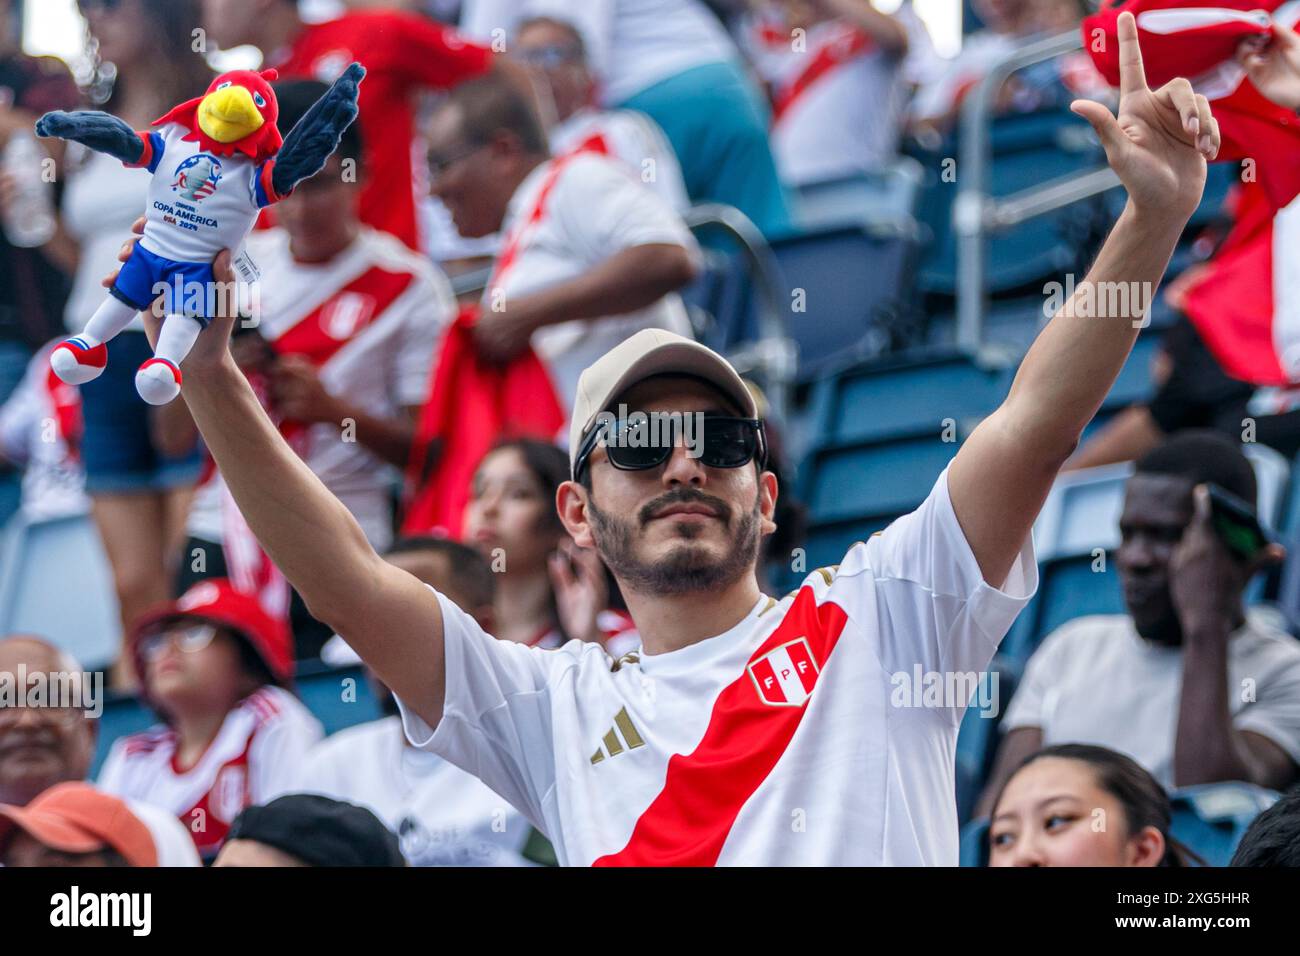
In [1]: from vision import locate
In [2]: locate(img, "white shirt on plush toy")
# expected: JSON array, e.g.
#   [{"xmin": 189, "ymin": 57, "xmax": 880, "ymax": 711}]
[{"xmin": 135, "ymin": 123, "xmax": 275, "ymax": 264}]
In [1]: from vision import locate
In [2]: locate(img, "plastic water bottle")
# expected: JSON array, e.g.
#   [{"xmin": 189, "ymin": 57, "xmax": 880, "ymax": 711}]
[{"xmin": 2, "ymin": 131, "xmax": 57, "ymax": 248}]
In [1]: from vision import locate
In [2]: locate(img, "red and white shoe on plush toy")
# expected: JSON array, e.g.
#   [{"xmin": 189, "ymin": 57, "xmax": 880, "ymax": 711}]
[
  {"xmin": 49, "ymin": 337, "xmax": 108, "ymax": 386},
  {"xmin": 135, "ymin": 358, "xmax": 182, "ymax": 405}
]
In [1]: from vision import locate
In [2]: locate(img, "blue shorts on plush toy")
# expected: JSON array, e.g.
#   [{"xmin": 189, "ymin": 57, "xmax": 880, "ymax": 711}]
[{"xmin": 109, "ymin": 242, "xmax": 217, "ymax": 327}]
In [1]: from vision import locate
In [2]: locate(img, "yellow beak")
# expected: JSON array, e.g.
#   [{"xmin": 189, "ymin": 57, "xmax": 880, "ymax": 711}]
[{"xmin": 197, "ymin": 86, "xmax": 265, "ymax": 144}]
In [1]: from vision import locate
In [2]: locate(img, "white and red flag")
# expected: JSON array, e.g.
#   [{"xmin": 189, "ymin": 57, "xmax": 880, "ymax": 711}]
[{"xmin": 1085, "ymin": 1, "xmax": 1300, "ymax": 384}]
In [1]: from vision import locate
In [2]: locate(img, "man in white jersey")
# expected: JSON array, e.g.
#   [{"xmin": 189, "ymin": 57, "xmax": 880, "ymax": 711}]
[{"xmin": 114, "ymin": 15, "xmax": 1221, "ymax": 864}]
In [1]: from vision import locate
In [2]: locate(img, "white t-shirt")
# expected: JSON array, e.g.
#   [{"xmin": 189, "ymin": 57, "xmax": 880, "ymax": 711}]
[
  {"xmin": 487, "ymin": 152, "xmax": 697, "ymax": 421},
  {"xmin": 741, "ymin": 15, "xmax": 909, "ymax": 186},
  {"xmin": 1002, "ymin": 612, "xmax": 1300, "ymax": 789},
  {"xmin": 0, "ymin": 343, "xmax": 88, "ymax": 521},
  {"xmin": 98, "ymin": 686, "xmax": 323, "ymax": 858},
  {"xmin": 395, "ymin": 469, "xmax": 1038, "ymax": 865},
  {"xmin": 136, "ymin": 124, "xmax": 274, "ymax": 265},
  {"xmin": 188, "ymin": 227, "xmax": 453, "ymax": 549},
  {"xmin": 461, "ymin": 0, "xmax": 737, "ymax": 104},
  {"xmin": 549, "ymin": 107, "xmax": 690, "ymax": 211},
  {"xmin": 910, "ymin": 30, "xmax": 1020, "ymax": 122},
  {"xmin": 61, "ymin": 146, "xmax": 150, "ymax": 333},
  {"xmin": 296, "ymin": 716, "xmax": 537, "ymax": 866}
]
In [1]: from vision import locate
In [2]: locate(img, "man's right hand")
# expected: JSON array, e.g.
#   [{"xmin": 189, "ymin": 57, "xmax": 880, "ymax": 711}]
[{"xmin": 1240, "ymin": 24, "xmax": 1300, "ymax": 111}]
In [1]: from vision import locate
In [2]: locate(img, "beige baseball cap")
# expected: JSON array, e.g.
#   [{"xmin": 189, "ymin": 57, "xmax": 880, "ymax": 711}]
[{"xmin": 569, "ymin": 329, "xmax": 758, "ymax": 477}]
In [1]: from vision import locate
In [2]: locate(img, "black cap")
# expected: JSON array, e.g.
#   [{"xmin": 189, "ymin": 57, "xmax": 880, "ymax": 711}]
[{"xmin": 226, "ymin": 795, "xmax": 405, "ymax": 867}]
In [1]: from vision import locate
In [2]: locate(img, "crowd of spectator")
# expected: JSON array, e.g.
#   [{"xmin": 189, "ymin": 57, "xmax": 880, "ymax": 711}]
[{"xmin": 1, "ymin": 0, "xmax": 1300, "ymax": 868}]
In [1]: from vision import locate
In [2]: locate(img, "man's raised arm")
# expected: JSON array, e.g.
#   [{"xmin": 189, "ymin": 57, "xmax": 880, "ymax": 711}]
[
  {"xmin": 118, "ymin": 236, "xmax": 448, "ymax": 729},
  {"xmin": 948, "ymin": 12, "xmax": 1221, "ymax": 586}
]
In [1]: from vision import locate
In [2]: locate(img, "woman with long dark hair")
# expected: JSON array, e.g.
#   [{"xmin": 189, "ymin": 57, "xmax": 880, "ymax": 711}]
[
  {"xmin": 462, "ymin": 438, "xmax": 637, "ymax": 654},
  {"xmin": 40, "ymin": 0, "xmax": 212, "ymax": 685},
  {"xmin": 988, "ymin": 743, "xmax": 1201, "ymax": 867}
]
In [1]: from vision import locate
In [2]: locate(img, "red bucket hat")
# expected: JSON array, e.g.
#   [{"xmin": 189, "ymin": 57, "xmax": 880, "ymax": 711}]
[{"xmin": 131, "ymin": 579, "xmax": 295, "ymax": 693}]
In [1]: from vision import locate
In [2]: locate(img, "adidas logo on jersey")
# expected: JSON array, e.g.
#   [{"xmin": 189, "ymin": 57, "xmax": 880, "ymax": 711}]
[{"xmin": 589, "ymin": 707, "xmax": 644, "ymax": 764}]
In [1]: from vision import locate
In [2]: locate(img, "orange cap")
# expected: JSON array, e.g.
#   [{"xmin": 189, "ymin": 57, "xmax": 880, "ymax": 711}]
[{"xmin": 0, "ymin": 782, "xmax": 158, "ymax": 866}]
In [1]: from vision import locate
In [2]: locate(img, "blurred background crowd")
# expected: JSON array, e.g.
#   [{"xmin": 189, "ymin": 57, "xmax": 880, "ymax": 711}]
[{"xmin": 2, "ymin": 0, "xmax": 1300, "ymax": 868}]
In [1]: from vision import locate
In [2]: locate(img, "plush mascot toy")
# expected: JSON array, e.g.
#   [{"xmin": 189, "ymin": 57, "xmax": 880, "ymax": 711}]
[{"xmin": 36, "ymin": 62, "xmax": 366, "ymax": 404}]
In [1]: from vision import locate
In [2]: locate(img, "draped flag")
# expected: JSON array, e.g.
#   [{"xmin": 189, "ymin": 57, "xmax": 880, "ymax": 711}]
[
  {"xmin": 402, "ymin": 305, "xmax": 566, "ymax": 538},
  {"xmin": 1084, "ymin": 1, "xmax": 1300, "ymax": 384}
]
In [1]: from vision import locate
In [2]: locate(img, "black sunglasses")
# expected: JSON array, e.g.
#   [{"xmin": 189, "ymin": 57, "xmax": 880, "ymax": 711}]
[{"xmin": 574, "ymin": 415, "xmax": 767, "ymax": 481}]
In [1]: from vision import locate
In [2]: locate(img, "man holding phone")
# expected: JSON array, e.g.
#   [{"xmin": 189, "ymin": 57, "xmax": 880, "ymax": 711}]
[{"xmin": 980, "ymin": 430, "xmax": 1300, "ymax": 815}]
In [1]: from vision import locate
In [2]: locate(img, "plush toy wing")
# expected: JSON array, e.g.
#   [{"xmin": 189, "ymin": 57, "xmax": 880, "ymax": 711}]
[
  {"xmin": 270, "ymin": 62, "xmax": 366, "ymax": 198},
  {"xmin": 34, "ymin": 110, "xmax": 144, "ymax": 165}
]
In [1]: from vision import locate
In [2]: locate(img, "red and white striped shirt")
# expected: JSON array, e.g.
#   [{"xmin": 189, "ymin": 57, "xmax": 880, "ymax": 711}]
[
  {"xmin": 97, "ymin": 687, "xmax": 323, "ymax": 859},
  {"xmin": 396, "ymin": 470, "xmax": 1037, "ymax": 865}
]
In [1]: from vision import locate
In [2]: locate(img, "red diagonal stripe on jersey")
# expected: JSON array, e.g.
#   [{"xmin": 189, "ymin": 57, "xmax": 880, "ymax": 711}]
[
  {"xmin": 593, "ymin": 586, "xmax": 848, "ymax": 867},
  {"xmin": 271, "ymin": 267, "xmax": 416, "ymax": 368}
]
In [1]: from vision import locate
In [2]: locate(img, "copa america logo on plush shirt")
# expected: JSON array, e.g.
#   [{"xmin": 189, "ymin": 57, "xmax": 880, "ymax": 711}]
[{"xmin": 170, "ymin": 153, "xmax": 222, "ymax": 202}]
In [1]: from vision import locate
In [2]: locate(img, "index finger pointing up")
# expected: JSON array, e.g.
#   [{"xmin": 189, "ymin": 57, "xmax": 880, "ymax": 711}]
[{"xmin": 1117, "ymin": 10, "xmax": 1149, "ymax": 96}]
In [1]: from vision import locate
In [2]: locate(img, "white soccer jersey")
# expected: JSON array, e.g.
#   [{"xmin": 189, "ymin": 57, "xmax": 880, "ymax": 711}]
[
  {"xmin": 135, "ymin": 123, "xmax": 276, "ymax": 264},
  {"xmin": 188, "ymin": 227, "xmax": 453, "ymax": 549},
  {"xmin": 297, "ymin": 716, "xmax": 537, "ymax": 867},
  {"xmin": 549, "ymin": 108, "xmax": 690, "ymax": 211},
  {"xmin": 395, "ymin": 469, "xmax": 1037, "ymax": 866},
  {"xmin": 741, "ymin": 15, "xmax": 912, "ymax": 186},
  {"xmin": 97, "ymin": 686, "xmax": 323, "ymax": 859}
]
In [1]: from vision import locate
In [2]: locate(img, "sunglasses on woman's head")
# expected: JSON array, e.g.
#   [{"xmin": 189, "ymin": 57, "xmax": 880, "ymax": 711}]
[{"xmin": 574, "ymin": 415, "xmax": 766, "ymax": 481}]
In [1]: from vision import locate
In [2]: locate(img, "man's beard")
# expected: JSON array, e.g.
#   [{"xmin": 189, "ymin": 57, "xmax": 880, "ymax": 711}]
[{"xmin": 587, "ymin": 487, "xmax": 762, "ymax": 597}]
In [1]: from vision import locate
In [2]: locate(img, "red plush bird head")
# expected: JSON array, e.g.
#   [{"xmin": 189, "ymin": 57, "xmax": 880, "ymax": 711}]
[{"xmin": 153, "ymin": 68, "xmax": 283, "ymax": 163}]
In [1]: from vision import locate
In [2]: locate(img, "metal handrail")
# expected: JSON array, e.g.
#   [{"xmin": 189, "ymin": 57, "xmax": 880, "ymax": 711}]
[
  {"xmin": 682, "ymin": 203, "xmax": 797, "ymax": 425},
  {"xmin": 955, "ymin": 30, "xmax": 1121, "ymax": 354}
]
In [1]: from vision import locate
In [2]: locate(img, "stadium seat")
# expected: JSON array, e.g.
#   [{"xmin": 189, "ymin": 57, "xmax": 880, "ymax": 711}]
[
  {"xmin": 1000, "ymin": 554, "xmax": 1125, "ymax": 667},
  {"xmin": 792, "ymin": 158, "xmax": 925, "ymax": 233},
  {"xmin": 768, "ymin": 224, "xmax": 921, "ymax": 380},
  {"xmin": 1168, "ymin": 783, "xmax": 1279, "ymax": 866},
  {"xmin": 914, "ymin": 108, "xmax": 1107, "ymax": 297},
  {"xmin": 805, "ymin": 350, "xmax": 1008, "ymax": 448},
  {"xmin": 0, "ymin": 511, "xmax": 121, "ymax": 669},
  {"xmin": 960, "ymin": 817, "xmax": 991, "ymax": 867},
  {"xmin": 1242, "ymin": 442, "xmax": 1290, "ymax": 532}
]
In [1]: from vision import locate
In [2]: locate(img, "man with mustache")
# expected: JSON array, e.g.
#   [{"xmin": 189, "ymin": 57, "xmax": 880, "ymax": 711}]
[{"xmin": 112, "ymin": 14, "xmax": 1221, "ymax": 864}]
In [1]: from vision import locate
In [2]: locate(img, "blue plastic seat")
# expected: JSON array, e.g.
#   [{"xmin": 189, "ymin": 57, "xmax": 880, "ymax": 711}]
[
  {"xmin": 0, "ymin": 511, "xmax": 122, "ymax": 669},
  {"xmin": 1169, "ymin": 783, "xmax": 1279, "ymax": 866},
  {"xmin": 1001, "ymin": 553, "xmax": 1126, "ymax": 666},
  {"xmin": 915, "ymin": 109, "xmax": 1106, "ymax": 296},
  {"xmin": 290, "ymin": 661, "xmax": 380, "ymax": 736},
  {"xmin": 806, "ymin": 351, "xmax": 1008, "ymax": 449}
]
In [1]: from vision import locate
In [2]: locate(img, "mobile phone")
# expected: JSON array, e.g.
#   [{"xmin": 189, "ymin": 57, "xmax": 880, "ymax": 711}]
[{"xmin": 1206, "ymin": 483, "xmax": 1273, "ymax": 561}]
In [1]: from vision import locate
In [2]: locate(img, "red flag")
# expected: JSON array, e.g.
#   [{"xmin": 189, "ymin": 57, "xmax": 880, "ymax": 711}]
[
  {"xmin": 401, "ymin": 305, "xmax": 566, "ymax": 538},
  {"xmin": 1082, "ymin": 1, "xmax": 1300, "ymax": 209},
  {"xmin": 1182, "ymin": 181, "xmax": 1300, "ymax": 384}
]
